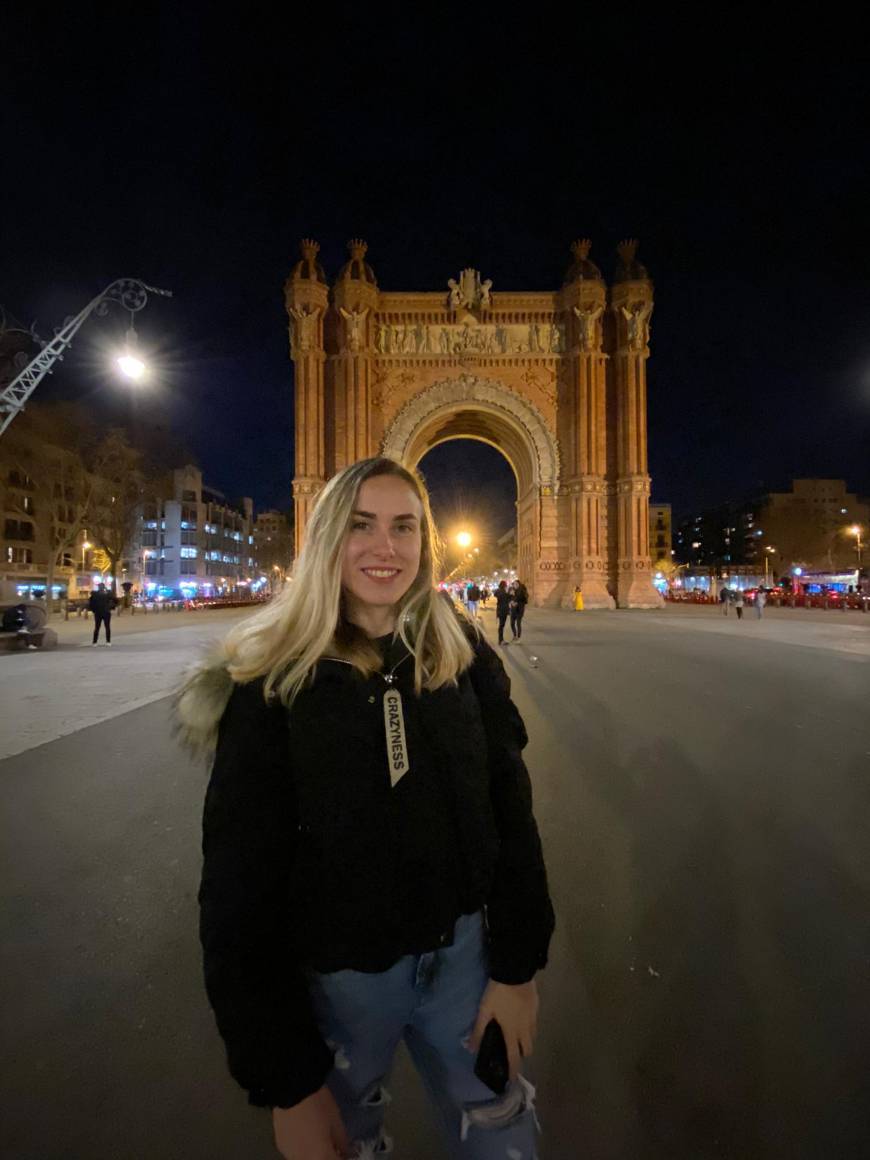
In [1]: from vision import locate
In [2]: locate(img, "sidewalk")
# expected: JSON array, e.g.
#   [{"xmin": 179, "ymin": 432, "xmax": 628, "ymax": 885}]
[
  {"xmin": 0, "ymin": 608, "xmax": 252, "ymax": 761},
  {"xmin": 42, "ymin": 604, "xmax": 256, "ymax": 644},
  {"xmin": 658, "ymin": 601, "xmax": 870, "ymax": 628}
]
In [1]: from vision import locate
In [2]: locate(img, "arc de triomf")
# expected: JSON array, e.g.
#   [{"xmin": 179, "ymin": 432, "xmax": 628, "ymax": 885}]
[{"xmin": 285, "ymin": 238, "xmax": 661, "ymax": 609}]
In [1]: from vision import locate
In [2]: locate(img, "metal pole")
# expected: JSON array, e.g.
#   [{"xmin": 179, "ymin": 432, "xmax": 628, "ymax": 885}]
[{"xmin": 0, "ymin": 278, "xmax": 171, "ymax": 436}]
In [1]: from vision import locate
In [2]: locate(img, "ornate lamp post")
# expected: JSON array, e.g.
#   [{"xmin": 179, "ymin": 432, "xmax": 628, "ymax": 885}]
[{"xmin": 0, "ymin": 278, "xmax": 171, "ymax": 436}]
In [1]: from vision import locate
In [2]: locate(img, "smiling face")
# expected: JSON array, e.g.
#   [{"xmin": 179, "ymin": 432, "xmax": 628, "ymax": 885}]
[{"xmin": 340, "ymin": 473, "xmax": 424, "ymax": 631}]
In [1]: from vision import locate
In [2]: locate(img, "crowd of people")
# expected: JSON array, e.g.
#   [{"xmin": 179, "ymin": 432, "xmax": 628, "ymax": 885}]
[
  {"xmin": 446, "ymin": 578, "xmax": 530, "ymax": 644},
  {"xmin": 719, "ymin": 586, "xmax": 767, "ymax": 620}
]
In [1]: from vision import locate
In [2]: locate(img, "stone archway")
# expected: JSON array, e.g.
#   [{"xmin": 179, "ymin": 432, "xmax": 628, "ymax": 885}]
[
  {"xmin": 380, "ymin": 376, "xmax": 560, "ymax": 597},
  {"xmin": 285, "ymin": 239, "xmax": 663, "ymax": 608}
]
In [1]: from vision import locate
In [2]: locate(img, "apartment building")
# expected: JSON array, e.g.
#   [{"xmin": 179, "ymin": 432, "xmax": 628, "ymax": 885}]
[{"xmin": 137, "ymin": 465, "xmax": 257, "ymax": 597}]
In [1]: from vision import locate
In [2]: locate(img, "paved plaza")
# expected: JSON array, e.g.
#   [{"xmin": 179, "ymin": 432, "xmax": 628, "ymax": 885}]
[{"xmin": 1, "ymin": 604, "xmax": 868, "ymax": 1159}]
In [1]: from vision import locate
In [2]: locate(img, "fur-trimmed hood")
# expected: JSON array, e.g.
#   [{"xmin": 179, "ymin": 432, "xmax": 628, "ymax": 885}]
[{"xmin": 173, "ymin": 651, "xmax": 237, "ymax": 761}]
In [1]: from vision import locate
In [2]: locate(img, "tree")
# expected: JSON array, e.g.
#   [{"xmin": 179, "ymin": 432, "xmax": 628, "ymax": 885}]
[
  {"xmin": 88, "ymin": 430, "xmax": 150, "ymax": 596},
  {"xmin": 1, "ymin": 403, "xmax": 99, "ymax": 613}
]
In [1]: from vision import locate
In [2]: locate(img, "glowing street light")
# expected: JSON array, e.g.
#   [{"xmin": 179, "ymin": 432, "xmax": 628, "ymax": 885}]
[
  {"xmin": 763, "ymin": 544, "xmax": 777, "ymax": 584},
  {"xmin": 0, "ymin": 277, "xmax": 170, "ymax": 436},
  {"xmin": 117, "ymin": 355, "xmax": 146, "ymax": 380},
  {"xmin": 848, "ymin": 524, "xmax": 864, "ymax": 568},
  {"xmin": 456, "ymin": 531, "xmax": 472, "ymax": 549},
  {"xmin": 116, "ymin": 322, "xmax": 147, "ymax": 381}
]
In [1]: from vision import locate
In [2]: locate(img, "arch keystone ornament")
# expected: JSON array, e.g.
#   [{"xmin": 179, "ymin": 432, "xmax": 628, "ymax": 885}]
[{"xmin": 286, "ymin": 239, "xmax": 663, "ymax": 608}]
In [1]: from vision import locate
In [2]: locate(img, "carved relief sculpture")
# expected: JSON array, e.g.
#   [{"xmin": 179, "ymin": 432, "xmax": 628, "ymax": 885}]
[
  {"xmin": 446, "ymin": 269, "xmax": 493, "ymax": 311},
  {"xmin": 371, "ymin": 321, "xmax": 565, "ymax": 357},
  {"xmin": 573, "ymin": 303, "xmax": 604, "ymax": 351},
  {"xmin": 620, "ymin": 301, "xmax": 652, "ymax": 351},
  {"xmin": 289, "ymin": 305, "xmax": 320, "ymax": 352},
  {"xmin": 339, "ymin": 306, "xmax": 368, "ymax": 353}
]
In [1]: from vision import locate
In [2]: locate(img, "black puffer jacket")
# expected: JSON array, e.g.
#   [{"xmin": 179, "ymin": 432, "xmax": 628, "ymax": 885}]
[{"xmin": 194, "ymin": 633, "xmax": 554, "ymax": 1109}]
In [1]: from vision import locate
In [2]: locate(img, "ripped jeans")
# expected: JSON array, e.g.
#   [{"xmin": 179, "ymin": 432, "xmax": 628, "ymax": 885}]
[{"xmin": 306, "ymin": 911, "xmax": 540, "ymax": 1159}]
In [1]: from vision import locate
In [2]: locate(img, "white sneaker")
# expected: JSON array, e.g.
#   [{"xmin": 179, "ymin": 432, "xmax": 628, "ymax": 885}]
[{"xmin": 105, "ymin": 642, "xmax": 112, "ymax": 647}]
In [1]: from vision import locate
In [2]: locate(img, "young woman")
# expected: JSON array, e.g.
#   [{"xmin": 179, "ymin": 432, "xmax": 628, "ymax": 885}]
[
  {"xmin": 508, "ymin": 580, "xmax": 528, "ymax": 641},
  {"xmin": 494, "ymin": 580, "xmax": 512, "ymax": 645},
  {"xmin": 176, "ymin": 457, "xmax": 554, "ymax": 1160}
]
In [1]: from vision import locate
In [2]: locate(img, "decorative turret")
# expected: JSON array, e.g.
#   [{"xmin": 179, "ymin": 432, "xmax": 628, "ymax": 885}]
[
  {"xmin": 285, "ymin": 239, "xmax": 330, "ymax": 557},
  {"xmin": 331, "ymin": 240, "xmax": 380, "ymax": 471},
  {"xmin": 288, "ymin": 238, "xmax": 328, "ymax": 284},
  {"xmin": 562, "ymin": 238, "xmax": 603, "ymax": 285},
  {"xmin": 557, "ymin": 238, "xmax": 612, "ymax": 608},
  {"xmin": 613, "ymin": 238, "xmax": 650, "ymax": 284},
  {"xmin": 335, "ymin": 238, "xmax": 378, "ymax": 286},
  {"xmin": 609, "ymin": 238, "xmax": 660, "ymax": 607}
]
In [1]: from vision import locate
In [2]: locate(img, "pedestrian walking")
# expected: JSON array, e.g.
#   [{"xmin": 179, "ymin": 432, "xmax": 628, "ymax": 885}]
[
  {"xmin": 467, "ymin": 582, "xmax": 481, "ymax": 620},
  {"xmin": 734, "ymin": 589, "xmax": 745, "ymax": 620},
  {"xmin": 494, "ymin": 579, "xmax": 512, "ymax": 644},
  {"xmin": 509, "ymin": 580, "xmax": 529, "ymax": 641},
  {"xmin": 573, "ymin": 585, "xmax": 584, "ymax": 612},
  {"xmin": 755, "ymin": 588, "xmax": 767, "ymax": 619},
  {"xmin": 719, "ymin": 586, "xmax": 730, "ymax": 615},
  {"xmin": 176, "ymin": 457, "xmax": 554, "ymax": 1160},
  {"xmin": 88, "ymin": 584, "xmax": 116, "ymax": 645}
]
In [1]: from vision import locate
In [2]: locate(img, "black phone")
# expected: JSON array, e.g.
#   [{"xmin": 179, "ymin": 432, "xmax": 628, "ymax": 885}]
[{"xmin": 474, "ymin": 1018, "xmax": 510, "ymax": 1095}]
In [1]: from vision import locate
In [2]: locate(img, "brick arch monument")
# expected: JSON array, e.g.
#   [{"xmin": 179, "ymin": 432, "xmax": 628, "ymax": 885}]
[{"xmin": 285, "ymin": 238, "xmax": 661, "ymax": 608}]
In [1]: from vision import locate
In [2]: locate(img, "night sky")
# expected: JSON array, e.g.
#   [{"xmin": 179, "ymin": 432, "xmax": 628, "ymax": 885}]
[{"xmin": 4, "ymin": 10, "xmax": 869, "ymax": 540}]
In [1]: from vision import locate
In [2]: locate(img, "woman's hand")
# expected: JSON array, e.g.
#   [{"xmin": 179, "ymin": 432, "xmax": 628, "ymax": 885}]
[
  {"xmin": 468, "ymin": 978, "xmax": 539, "ymax": 1082},
  {"xmin": 272, "ymin": 1085, "xmax": 351, "ymax": 1160}
]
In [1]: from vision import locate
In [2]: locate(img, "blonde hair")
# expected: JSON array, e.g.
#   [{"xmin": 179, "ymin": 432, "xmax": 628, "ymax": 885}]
[{"xmin": 221, "ymin": 457, "xmax": 475, "ymax": 705}]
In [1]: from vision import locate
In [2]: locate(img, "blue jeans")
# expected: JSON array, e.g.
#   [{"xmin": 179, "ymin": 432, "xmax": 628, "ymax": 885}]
[{"xmin": 306, "ymin": 911, "xmax": 540, "ymax": 1159}]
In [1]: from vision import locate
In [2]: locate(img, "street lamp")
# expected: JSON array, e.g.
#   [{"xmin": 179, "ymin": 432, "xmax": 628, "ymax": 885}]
[
  {"xmin": 116, "ymin": 333, "xmax": 147, "ymax": 381},
  {"xmin": 0, "ymin": 277, "xmax": 171, "ymax": 436},
  {"xmin": 82, "ymin": 538, "xmax": 91, "ymax": 572},
  {"xmin": 848, "ymin": 524, "xmax": 864, "ymax": 569},
  {"xmin": 141, "ymin": 549, "xmax": 152, "ymax": 592},
  {"xmin": 763, "ymin": 545, "xmax": 777, "ymax": 584},
  {"xmin": 456, "ymin": 531, "xmax": 472, "ymax": 549}
]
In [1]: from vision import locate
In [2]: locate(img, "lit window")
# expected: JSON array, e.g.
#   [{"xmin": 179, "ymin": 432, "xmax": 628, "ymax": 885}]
[{"xmin": 180, "ymin": 547, "xmax": 198, "ymax": 559}]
